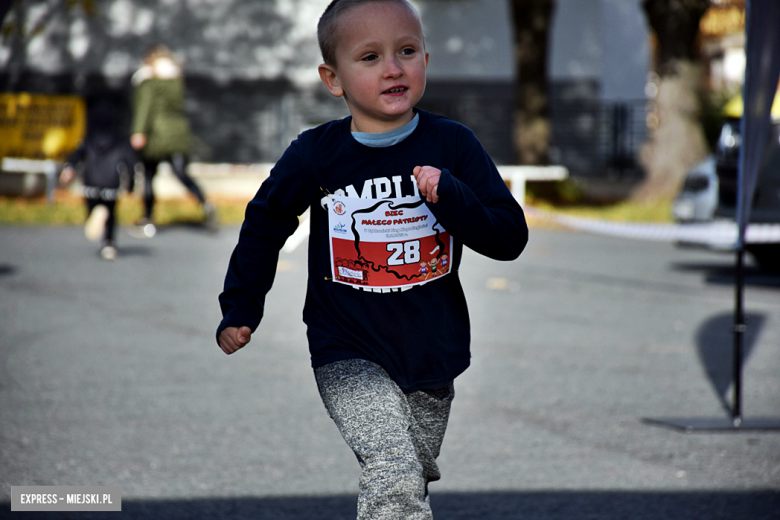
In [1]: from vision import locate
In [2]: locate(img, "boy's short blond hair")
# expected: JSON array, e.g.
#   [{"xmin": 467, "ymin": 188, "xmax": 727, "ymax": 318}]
[{"xmin": 317, "ymin": 0, "xmax": 422, "ymax": 67}]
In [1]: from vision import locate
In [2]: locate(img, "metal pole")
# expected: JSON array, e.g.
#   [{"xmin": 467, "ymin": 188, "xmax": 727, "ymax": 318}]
[{"xmin": 732, "ymin": 246, "xmax": 746, "ymax": 426}]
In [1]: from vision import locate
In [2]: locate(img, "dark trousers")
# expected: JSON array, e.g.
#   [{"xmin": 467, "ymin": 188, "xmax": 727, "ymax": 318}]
[
  {"xmin": 86, "ymin": 198, "xmax": 116, "ymax": 243},
  {"xmin": 142, "ymin": 154, "xmax": 206, "ymax": 220}
]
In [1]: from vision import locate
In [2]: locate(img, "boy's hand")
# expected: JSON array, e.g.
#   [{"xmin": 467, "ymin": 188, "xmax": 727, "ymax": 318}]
[
  {"xmin": 218, "ymin": 326, "xmax": 252, "ymax": 355},
  {"xmin": 414, "ymin": 166, "xmax": 441, "ymax": 203},
  {"xmin": 130, "ymin": 133, "xmax": 147, "ymax": 150},
  {"xmin": 60, "ymin": 166, "xmax": 75, "ymax": 185}
]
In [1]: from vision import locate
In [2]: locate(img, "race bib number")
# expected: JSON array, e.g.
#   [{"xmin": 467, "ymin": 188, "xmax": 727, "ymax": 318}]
[{"xmin": 327, "ymin": 196, "xmax": 453, "ymax": 289}]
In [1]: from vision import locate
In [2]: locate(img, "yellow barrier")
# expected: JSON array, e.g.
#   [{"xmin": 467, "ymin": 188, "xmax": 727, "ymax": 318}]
[
  {"xmin": 723, "ymin": 89, "xmax": 780, "ymax": 122},
  {"xmin": 0, "ymin": 93, "xmax": 86, "ymax": 161}
]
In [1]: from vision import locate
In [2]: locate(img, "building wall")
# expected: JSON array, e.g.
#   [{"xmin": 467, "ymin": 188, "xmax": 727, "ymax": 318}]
[
  {"xmin": 550, "ymin": 0, "xmax": 649, "ymax": 101},
  {"xmin": 417, "ymin": 0, "xmax": 514, "ymax": 81},
  {"xmin": 549, "ymin": 0, "xmax": 650, "ymax": 176},
  {"xmin": 1, "ymin": 0, "xmax": 650, "ymax": 171}
]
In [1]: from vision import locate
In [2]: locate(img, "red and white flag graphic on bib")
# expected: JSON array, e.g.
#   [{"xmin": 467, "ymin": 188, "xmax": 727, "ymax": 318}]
[{"xmin": 327, "ymin": 196, "xmax": 453, "ymax": 289}]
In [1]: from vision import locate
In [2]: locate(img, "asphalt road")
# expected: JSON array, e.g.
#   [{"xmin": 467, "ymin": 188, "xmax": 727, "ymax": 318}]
[{"xmin": 1, "ymin": 220, "xmax": 779, "ymax": 519}]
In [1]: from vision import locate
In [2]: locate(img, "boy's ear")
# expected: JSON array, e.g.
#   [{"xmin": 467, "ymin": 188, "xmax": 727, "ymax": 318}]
[{"xmin": 318, "ymin": 64, "xmax": 344, "ymax": 98}]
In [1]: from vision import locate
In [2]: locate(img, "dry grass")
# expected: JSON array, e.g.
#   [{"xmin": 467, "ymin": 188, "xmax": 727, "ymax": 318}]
[
  {"xmin": 0, "ymin": 190, "xmax": 251, "ymax": 226},
  {"xmin": 526, "ymin": 197, "xmax": 674, "ymax": 223},
  {"xmin": 0, "ymin": 190, "xmax": 673, "ymax": 227}
]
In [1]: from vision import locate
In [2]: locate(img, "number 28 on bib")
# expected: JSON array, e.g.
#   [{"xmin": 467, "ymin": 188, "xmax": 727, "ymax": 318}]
[{"xmin": 327, "ymin": 197, "xmax": 453, "ymax": 290}]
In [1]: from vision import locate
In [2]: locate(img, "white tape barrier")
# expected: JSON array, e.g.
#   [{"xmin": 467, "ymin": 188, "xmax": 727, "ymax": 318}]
[
  {"xmin": 282, "ymin": 210, "xmax": 310, "ymax": 253},
  {"xmin": 525, "ymin": 207, "xmax": 780, "ymax": 247}
]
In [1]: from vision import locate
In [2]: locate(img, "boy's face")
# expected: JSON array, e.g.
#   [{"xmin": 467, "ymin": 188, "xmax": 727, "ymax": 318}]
[{"xmin": 318, "ymin": 1, "xmax": 428, "ymax": 133}]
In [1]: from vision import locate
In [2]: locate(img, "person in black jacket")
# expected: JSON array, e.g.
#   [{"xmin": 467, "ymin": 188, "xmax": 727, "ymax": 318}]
[
  {"xmin": 61, "ymin": 94, "xmax": 138, "ymax": 260},
  {"xmin": 216, "ymin": 1, "xmax": 528, "ymax": 518}
]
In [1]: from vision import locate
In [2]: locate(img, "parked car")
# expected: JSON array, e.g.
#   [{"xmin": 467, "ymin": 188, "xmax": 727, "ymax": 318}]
[
  {"xmin": 673, "ymin": 92, "xmax": 780, "ymax": 272},
  {"xmin": 672, "ymin": 154, "xmax": 719, "ymax": 222}
]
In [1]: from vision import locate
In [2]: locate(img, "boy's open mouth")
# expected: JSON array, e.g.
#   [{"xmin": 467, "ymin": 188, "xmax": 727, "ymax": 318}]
[{"xmin": 383, "ymin": 86, "xmax": 408, "ymax": 94}]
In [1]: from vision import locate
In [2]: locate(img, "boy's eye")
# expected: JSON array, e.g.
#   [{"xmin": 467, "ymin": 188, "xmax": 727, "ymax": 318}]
[
  {"xmin": 362, "ymin": 54, "xmax": 378, "ymax": 62},
  {"xmin": 401, "ymin": 48, "xmax": 415, "ymax": 56}
]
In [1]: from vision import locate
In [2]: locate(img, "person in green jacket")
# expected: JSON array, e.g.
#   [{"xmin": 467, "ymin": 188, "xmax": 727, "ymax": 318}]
[{"xmin": 130, "ymin": 45, "xmax": 215, "ymax": 236}]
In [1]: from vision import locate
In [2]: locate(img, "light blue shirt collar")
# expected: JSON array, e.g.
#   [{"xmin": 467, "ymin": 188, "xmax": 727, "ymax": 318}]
[{"xmin": 352, "ymin": 113, "xmax": 419, "ymax": 148}]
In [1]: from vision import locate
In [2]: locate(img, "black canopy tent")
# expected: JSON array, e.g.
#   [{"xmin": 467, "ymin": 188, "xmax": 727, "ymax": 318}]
[{"xmin": 646, "ymin": 0, "xmax": 780, "ymax": 432}]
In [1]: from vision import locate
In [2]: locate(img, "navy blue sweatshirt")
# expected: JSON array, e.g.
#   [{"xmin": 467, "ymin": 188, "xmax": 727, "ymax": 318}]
[
  {"xmin": 218, "ymin": 110, "xmax": 528, "ymax": 392},
  {"xmin": 66, "ymin": 133, "xmax": 137, "ymax": 193}
]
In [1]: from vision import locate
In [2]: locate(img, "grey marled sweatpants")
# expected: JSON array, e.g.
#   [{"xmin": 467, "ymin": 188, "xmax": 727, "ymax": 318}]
[{"xmin": 315, "ymin": 359, "xmax": 454, "ymax": 520}]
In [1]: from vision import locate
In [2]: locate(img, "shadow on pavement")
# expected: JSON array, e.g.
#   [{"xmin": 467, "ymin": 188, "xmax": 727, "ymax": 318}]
[
  {"xmin": 112, "ymin": 245, "xmax": 155, "ymax": 258},
  {"xmin": 670, "ymin": 261, "xmax": 780, "ymax": 288},
  {"xmin": 154, "ymin": 222, "xmax": 220, "ymax": 234},
  {"xmin": 696, "ymin": 312, "xmax": 765, "ymax": 414},
  {"xmin": 1, "ymin": 491, "xmax": 779, "ymax": 520}
]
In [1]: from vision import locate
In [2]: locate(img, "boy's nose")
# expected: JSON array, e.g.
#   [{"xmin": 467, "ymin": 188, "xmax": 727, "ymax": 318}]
[{"xmin": 383, "ymin": 57, "xmax": 403, "ymax": 78}]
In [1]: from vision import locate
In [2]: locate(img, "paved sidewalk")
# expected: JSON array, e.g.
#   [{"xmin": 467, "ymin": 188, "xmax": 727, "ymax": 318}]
[{"xmin": 1, "ymin": 223, "xmax": 779, "ymax": 519}]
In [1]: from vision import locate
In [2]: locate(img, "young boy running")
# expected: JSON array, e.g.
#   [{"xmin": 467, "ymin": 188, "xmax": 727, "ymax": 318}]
[{"xmin": 217, "ymin": 0, "xmax": 528, "ymax": 517}]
